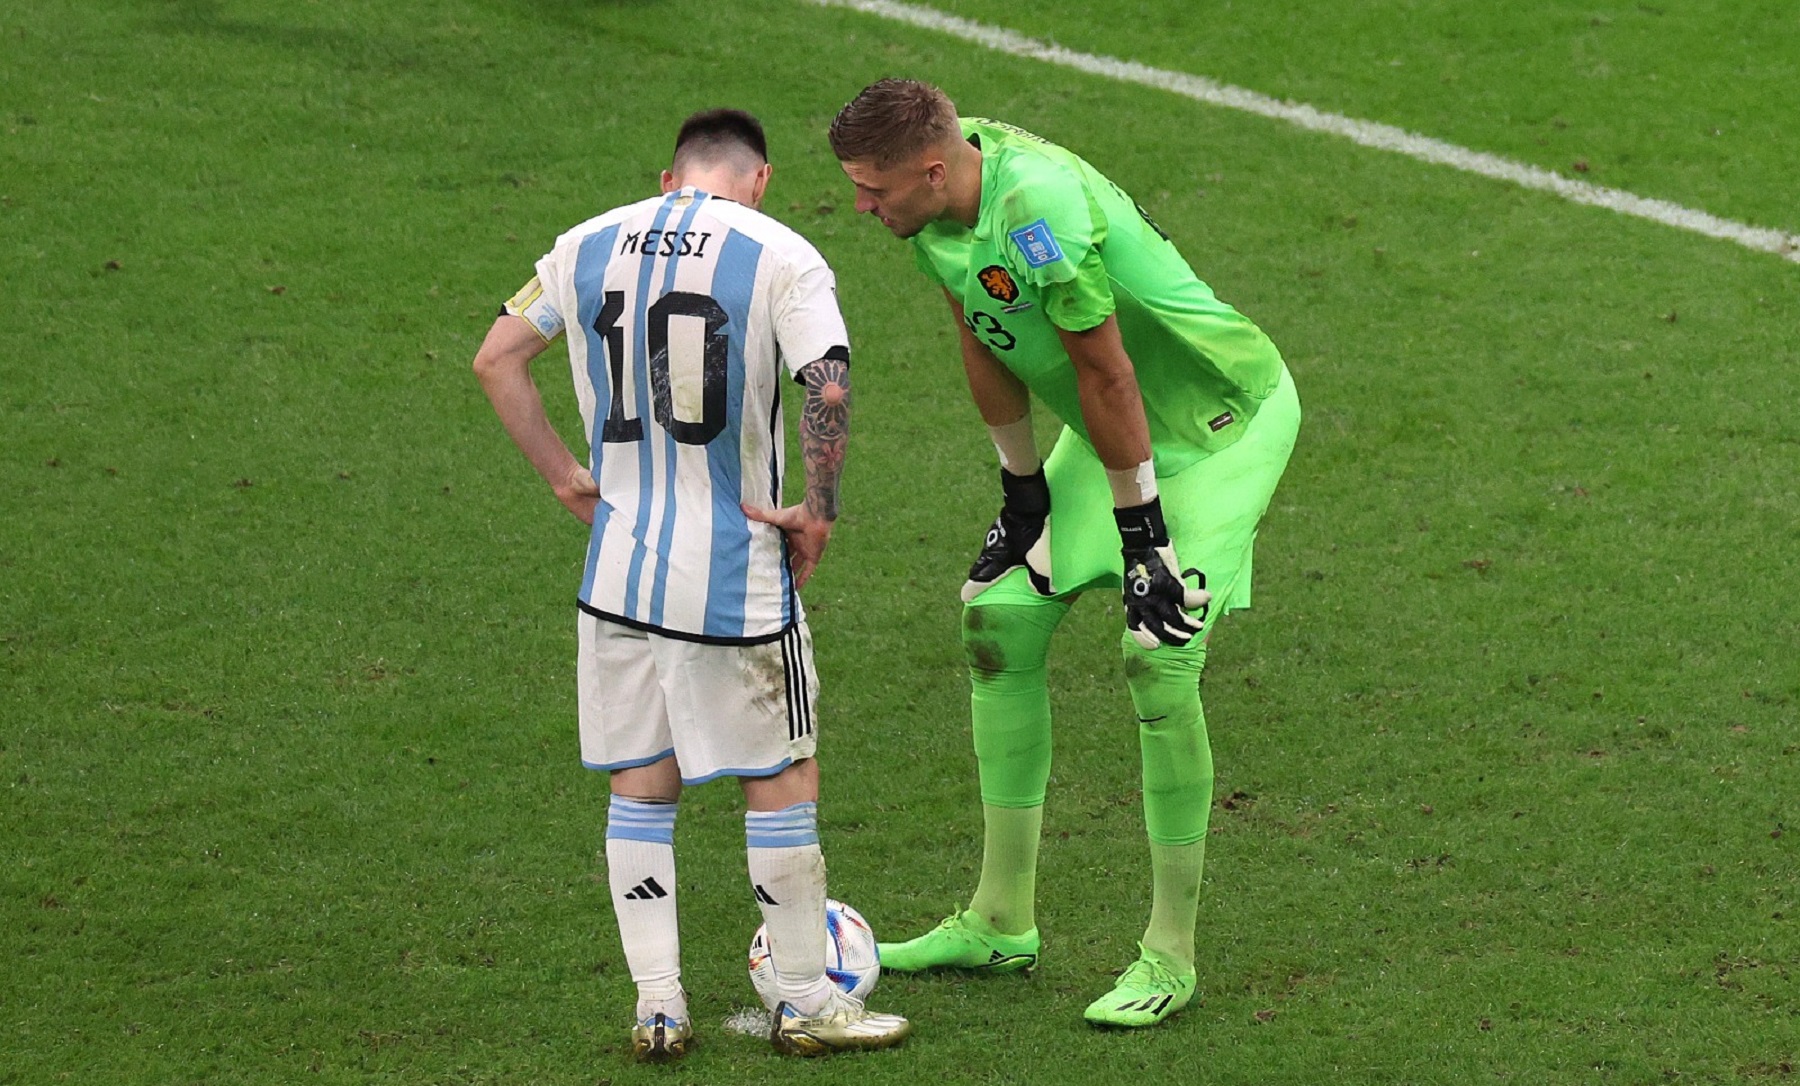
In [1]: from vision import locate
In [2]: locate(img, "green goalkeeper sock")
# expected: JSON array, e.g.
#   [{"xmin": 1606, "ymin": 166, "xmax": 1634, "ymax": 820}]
[
  {"xmin": 961, "ymin": 594, "xmax": 1066, "ymax": 935},
  {"xmin": 1122, "ymin": 633, "xmax": 1214, "ymax": 969},
  {"xmin": 969, "ymin": 803, "xmax": 1043, "ymax": 935},
  {"xmin": 1142, "ymin": 839, "xmax": 1206, "ymax": 970}
]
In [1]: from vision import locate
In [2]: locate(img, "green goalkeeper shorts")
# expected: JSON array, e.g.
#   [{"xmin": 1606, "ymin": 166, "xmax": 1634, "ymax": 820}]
[{"xmin": 987, "ymin": 364, "xmax": 1300, "ymax": 628}]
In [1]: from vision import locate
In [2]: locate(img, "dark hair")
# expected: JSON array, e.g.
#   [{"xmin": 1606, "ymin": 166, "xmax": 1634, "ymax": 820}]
[
  {"xmin": 671, "ymin": 108, "xmax": 768, "ymax": 171},
  {"xmin": 828, "ymin": 79, "xmax": 959, "ymax": 166}
]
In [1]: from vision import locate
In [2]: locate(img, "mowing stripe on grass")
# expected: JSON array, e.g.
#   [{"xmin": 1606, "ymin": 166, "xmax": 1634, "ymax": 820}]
[{"xmin": 811, "ymin": 0, "xmax": 1800, "ymax": 264}]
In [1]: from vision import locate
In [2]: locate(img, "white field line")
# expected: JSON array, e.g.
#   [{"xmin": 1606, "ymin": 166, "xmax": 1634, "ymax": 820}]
[{"xmin": 811, "ymin": 0, "xmax": 1800, "ymax": 264}]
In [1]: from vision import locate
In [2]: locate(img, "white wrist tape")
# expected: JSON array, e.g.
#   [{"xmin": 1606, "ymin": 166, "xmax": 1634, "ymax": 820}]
[
  {"xmin": 987, "ymin": 414, "xmax": 1041, "ymax": 476},
  {"xmin": 1106, "ymin": 459, "xmax": 1158, "ymax": 507}
]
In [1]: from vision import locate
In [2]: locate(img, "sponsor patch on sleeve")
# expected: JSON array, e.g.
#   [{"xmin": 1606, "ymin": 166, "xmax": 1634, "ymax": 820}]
[{"xmin": 1008, "ymin": 218, "xmax": 1064, "ymax": 269}]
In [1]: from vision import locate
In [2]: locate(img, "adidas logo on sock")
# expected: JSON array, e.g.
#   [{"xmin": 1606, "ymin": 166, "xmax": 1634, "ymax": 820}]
[
  {"xmin": 623, "ymin": 877, "xmax": 669, "ymax": 901},
  {"xmin": 753, "ymin": 884, "xmax": 780, "ymax": 906}
]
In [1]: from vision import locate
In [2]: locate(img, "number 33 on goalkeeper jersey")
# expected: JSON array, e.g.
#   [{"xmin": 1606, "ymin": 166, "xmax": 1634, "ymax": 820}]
[{"xmin": 505, "ymin": 186, "xmax": 850, "ymax": 644}]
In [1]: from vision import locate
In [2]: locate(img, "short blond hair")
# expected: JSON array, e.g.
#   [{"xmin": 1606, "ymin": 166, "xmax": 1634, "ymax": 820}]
[{"xmin": 828, "ymin": 79, "xmax": 960, "ymax": 167}]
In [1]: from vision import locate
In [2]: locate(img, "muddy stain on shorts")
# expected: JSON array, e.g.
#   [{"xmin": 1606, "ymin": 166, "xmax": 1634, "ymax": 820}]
[{"xmin": 740, "ymin": 640, "xmax": 788, "ymax": 718}]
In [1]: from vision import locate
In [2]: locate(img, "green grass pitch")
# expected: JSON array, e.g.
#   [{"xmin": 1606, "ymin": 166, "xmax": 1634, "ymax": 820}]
[{"xmin": 3, "ymin": 1, "xmax": 1796, "ymax": 1083}]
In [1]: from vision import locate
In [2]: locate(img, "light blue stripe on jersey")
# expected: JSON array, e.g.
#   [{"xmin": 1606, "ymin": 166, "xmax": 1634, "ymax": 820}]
[
  {"xmin": 606, "ymin": 795, "xmax": 677, "ymax": 845},
  {"xmin": 622, "ymin": 193, "xmax": 684, "ymax": 620},
  {"xmin": 700, "ymin": 229, "xmax": 765, "ymax": 638},
  {"xmin": 647, "ymin": 192, "xmax": 710, "ymax": 628},
  {"xmin": 744, "ymin": 802, "xmax": 819, "ymax": 849},
  {"xmin": 572, "ymin": 224, "xmax": 623, "ymax": 607}
]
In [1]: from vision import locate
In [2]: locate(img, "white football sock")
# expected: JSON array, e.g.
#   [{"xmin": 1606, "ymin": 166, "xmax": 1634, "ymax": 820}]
[
  {"xmin": 746, "ymin": 802, "xmax": 833, "ymax": 1014},
  {"xmin": 604, "ymin": 796, "xmax": 683, "ymax": 1012}
]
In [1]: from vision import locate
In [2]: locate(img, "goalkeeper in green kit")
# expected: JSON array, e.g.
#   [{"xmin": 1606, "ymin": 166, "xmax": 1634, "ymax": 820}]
[{"xmin": 828, "ymin": 80, "xmax": 1301, "ymax": 1028}]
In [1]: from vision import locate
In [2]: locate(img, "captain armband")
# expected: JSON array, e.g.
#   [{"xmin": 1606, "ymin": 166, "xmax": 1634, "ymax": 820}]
[{"xmin": 502, "ymin": 275, "xmax": 566, "ymax": 343}]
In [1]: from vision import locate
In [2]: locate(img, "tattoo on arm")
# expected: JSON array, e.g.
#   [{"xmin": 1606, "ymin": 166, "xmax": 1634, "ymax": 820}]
[{"xmin": 799, "ymin": 356, "xmax": 850, "ymax": 521}]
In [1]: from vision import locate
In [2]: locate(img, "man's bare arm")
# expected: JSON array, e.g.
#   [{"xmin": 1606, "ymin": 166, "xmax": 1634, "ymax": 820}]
[
  {"xmin": 472, "ymin": 314, "xmax": 598, "ymax": 524},
  {"xmin": 798, "ymin": 353, "xmax": 851, "ymax": 521},
  {"xmin": 1054, "ymin": 314, "xmax": 1153, "ymax": 471},
  {"xmin": 945, "ymin": 291, "xmax": 1054, "ymax": 598},
  {"xmin": 741, "ymin": 353, "xmax": 851, "ymax": 590},
  {"xmin": 946, "ymin": 292, "xmax": 1031, "ymax": 427}
]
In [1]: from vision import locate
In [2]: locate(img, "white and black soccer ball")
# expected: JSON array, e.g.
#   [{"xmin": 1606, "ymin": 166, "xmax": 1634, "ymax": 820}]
[{"xmin": 747, "ymin": 898, "xmax": 880, "ymax": 1010}]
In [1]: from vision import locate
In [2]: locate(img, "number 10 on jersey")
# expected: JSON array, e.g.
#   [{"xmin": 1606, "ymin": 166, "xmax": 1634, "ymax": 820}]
[{"xmin": 593, "ymin": 289, "xmax": 730, "ymax": 446}]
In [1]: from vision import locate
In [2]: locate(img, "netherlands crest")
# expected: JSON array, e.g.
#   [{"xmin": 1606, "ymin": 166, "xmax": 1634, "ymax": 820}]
[{"xmin": 977, "ymin": 264, "xmax": 1019, "ymax": 303}]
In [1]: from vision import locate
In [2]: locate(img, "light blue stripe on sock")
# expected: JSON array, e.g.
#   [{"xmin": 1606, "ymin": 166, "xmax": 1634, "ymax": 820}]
[
  {"xmin": 745, "ymin": 801, "xmax": 818, "ymax": 849},
  {"xmin": 607, "ymin": 795, "xmax": 676, "ymax": 845}
]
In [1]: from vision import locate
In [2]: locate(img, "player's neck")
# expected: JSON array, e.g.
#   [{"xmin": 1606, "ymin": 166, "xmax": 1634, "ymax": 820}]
[
  {"xmin": 944, "ymin": 139, "xmax": 983, "ymax": 228},
  {"xmin": 665, "ymin": 167, "xmax": 761, "ymax": 208}
]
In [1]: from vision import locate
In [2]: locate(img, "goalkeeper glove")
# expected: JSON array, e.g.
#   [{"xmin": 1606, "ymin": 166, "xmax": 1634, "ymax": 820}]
[
  {"xmin": 961, "ymin": 468, "xmax": 1055, "ymax": 602},
  {"xmin": 1116, "ymin": 498, "xmax": 1211, "ymax": 650}
]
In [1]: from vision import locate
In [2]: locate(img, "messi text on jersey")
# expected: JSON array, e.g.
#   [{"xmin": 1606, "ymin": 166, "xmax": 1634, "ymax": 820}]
[{"xmin": 619, "ymin": 229, "xmax": 716, "ymax": 258}]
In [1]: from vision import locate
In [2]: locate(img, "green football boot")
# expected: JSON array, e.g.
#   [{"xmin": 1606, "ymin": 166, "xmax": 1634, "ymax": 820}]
[
  {"xmin": 1083, "ymin": 944, "xmax": 1197, "ymax": 1028},
  {"xmin": 878, "ymin": 907, "xmax": 1040, "ymax": 974}
]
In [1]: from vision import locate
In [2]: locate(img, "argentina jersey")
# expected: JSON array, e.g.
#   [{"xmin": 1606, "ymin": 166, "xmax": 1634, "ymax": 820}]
[{"xmin": 514, "ymin": 187, "xmax": 850, "ymax": 643}]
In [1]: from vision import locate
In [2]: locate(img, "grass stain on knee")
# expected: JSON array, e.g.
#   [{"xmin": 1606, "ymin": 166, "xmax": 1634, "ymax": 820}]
[
  {"xmin": 964, "ymin": 636, "xmax": 1007, "ymax": 677},
  {"xmin": 962, "ymin": 608, "xmax": 1007, "ymax": 676}
]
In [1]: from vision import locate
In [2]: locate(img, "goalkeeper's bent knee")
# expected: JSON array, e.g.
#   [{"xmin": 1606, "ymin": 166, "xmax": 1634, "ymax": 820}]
[
  {"xmin": 1121, "ymin": 635, "xmax": 1214, "ymax": 846},
  {"xmin": 963, "ymin": 599, "xmax": 1066, "ymax": 808}
]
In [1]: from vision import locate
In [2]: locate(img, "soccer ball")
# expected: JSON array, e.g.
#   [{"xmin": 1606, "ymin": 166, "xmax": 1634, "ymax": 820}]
[{"xmin": 747, "ymin": 898, "xmax": 880, "ymax": 1010}]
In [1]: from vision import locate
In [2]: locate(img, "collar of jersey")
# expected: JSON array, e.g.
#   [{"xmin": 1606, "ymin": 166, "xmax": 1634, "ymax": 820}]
[
  {"xmin": 673, "ymin": 184, "xmax": 737, "ymax": 206},
  {"xmin": 968, "ymin": 132, "xmax": 1001, "ymax": 243}
]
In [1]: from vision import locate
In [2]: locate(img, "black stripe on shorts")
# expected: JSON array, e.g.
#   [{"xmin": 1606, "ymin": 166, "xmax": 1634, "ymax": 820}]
[{"xmin": 781, "ymin": 626, "xmax": 813, "ymax": 742}]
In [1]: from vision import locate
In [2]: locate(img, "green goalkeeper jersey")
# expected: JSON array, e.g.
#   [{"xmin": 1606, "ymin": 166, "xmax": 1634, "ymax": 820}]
[{"xmin": 910, "ymin": 118, "xmax": 1286, "ymax": 475}]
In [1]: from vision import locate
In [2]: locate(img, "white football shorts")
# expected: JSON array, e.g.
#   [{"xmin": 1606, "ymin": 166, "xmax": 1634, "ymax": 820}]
[{"xmin": 576, "ymin": 612, "xmax": 818, "ymax": 784}]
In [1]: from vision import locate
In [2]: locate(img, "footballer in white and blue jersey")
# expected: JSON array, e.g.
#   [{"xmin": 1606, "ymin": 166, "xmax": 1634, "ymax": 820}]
[
  {"xmin": 506, "ymin": 186, "xmax": 850, "ymax": 645},
  {"xmin": 474, "ymin": 108, "xmax": 912, "ymax": 1061}
]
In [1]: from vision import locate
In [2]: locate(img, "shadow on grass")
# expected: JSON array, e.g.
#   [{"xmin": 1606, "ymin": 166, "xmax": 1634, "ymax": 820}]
[{"xmin": 146, "ymin": 0, "xmax": 362, "ymax": 51}]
